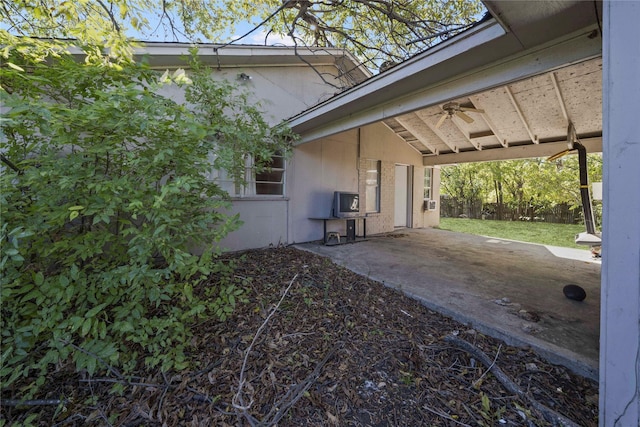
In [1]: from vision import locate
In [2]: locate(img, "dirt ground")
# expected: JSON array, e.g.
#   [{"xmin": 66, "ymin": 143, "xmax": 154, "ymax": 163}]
[{"xmin": 1, "ymin": 247, "xmax": 598, "ymax": 426}]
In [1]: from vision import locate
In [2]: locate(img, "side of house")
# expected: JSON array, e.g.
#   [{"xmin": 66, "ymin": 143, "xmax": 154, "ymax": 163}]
[
  {"xmin": 135, "ymin": 43, "xmax": 371, "ymax": 250},
  {"xmin": 287, "ymin": 123, "xmax": 440, "ymax": 244},
  {"xmin": 131, "ymin": 43, "xmax": 441, "ymax": 250}
]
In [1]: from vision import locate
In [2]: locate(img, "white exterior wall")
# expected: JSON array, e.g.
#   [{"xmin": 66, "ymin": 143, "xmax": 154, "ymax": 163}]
[
  {"xmin": 217, "ymin": 199, "xmax": 288, "ymax": 250},
  {"xmin": 600, "ymin": 1, "xmax": 640, "ymax": 425},
  {"xmin": 158, "ymin": 64, "xmax": 342, "ymax": 126},
  {"xmin": 289, "ymin": 122, "xmax": 426, "ymax": 243},
  {"xmin": 156, "ymin": 58, "xmax": 356, "ymax": 251},
  {"xmin": 288, "ymin": 129, "xmax": 360, "ymax": 243},
  {"xmin": 209, "ymin": 66, "xmax": 341, "ymax": 125}
]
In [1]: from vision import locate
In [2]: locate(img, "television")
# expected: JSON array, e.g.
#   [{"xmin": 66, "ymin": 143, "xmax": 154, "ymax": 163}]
[{"xmin": 333, "ymin": 191, "xmax": 360, "ymax": 218}]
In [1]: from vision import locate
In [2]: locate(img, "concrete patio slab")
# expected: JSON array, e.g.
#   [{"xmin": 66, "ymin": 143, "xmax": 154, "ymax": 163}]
[{"xmin": 296, "ymin": 228, "xmax": 601, "ymax": 380}]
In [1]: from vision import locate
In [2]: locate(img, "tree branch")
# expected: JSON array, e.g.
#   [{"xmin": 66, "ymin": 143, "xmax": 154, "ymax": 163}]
[
  {"xmin": 60, "ymin": 339, "xmax": 123, "ymax": 379},
  {"xmin": 232, "ymin": 273, "xmax": 299, "ymax": 412},
  {"xmin": 263, "ymin": 340, "xmax": 342, "ymax": 426},
  {"xmin": 95, "ymin": 0, "xmax": 121, "ymax": 33},
  {"xmin": 0, "ymin": 398, "xmax": 67, "ymax": 407},
  {"xmin": 445, "ymin": 335, "xmax": 581, "ymax": 427},
  {"xmin": 1, "ymin": 154, "xmax": 22, "ymax": 174}
]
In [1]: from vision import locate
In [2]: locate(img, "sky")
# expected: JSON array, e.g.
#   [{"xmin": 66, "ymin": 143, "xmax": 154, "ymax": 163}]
[{"xmin": 130, "ymin": 8, "xmax": 295, "ymax": 46}]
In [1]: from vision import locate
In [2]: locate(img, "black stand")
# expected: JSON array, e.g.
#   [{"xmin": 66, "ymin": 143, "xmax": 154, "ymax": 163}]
[{"xmin": 308, "ymin": 216, "xmax": 367, "ymax": 244}]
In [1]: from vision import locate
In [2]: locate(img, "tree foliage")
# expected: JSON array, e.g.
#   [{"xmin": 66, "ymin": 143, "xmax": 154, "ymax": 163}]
[
  {"xmin": 1, "ymin": 0, "xmax": 485, "ymax": 69},
  {"xmin": 441, "ymin": 155, "xmax": 603, "ymax": 222},
  {"xmin": 0, "ymin": 49, "xmax": 294, "ymax": 396}
]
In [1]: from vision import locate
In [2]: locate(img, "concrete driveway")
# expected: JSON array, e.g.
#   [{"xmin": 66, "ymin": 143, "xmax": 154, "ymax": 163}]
[{"xmin": 296, "ymin": 228, "xmax": 601, "ymax": 380}]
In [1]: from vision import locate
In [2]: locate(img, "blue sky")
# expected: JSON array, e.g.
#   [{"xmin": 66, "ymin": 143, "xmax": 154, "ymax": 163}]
[{"xmin": 130, "ymin": 9, "xmax": 294, "ymax": 46}]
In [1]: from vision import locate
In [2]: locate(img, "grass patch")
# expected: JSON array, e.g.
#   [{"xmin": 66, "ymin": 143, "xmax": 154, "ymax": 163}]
[{"xmin": 438, "ymin": 218, "xmax": 588, "ymax": 249}]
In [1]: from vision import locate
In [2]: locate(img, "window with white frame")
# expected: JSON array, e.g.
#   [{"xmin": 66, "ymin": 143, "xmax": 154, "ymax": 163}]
[
  {"xmin": 211, "ymin": 153, "xmax": 285, "ymax": 197},
  {"xmin": 365, "ymin": 159, "xmax": 381, "ymax": 213},
  {"xmin": 254, "ymin": 153, "xmax": 285, "ymax": 195},
  {"xmin": 424, "ymin": 167, "xmax": 433, "ymax": 201}
]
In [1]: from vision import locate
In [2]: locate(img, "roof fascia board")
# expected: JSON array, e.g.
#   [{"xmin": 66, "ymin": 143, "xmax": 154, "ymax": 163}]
[
  {"xmin": 288, "ymin": 19, "xmax": 507, "ymax": 132},
  {"xmin": 293, "ymin": 25, "xmax": 601, "ymax": 145},
  {"xmin": 133, "ymin": 43, "xmax": 362, "ymax": 69},
  {"xmin": 423, "ymin": 137, "xmax": 602, "ymax": 166}
]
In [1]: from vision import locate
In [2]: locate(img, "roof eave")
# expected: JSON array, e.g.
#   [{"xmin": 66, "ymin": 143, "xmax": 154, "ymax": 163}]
[
  {"xmin": 287, "ymin": 18, "xmax": 510, "ymax": 138},
  {"xmin": 131, "ymin": 42, "xmax": 367, "ymax": 73}
]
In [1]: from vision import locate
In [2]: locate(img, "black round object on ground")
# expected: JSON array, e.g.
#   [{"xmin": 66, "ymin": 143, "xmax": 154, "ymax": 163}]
[{"xmin": 563, "ymin": 284, "xmax": 587, "ymax": 301}]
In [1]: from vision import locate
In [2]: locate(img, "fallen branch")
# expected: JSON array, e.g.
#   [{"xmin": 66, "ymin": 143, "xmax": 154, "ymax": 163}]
[
  {"xmin": 422, "ymin": 404, "xmax": 472, "ymax": 427},
  {"xmin": 263, "ymin": 341, "xmax": 342, "ymax": 426},
  {"xmin": 1, "ymin": 399, "xmax": 67, "ymax": 407},
  {"xmin": 227, "ymin": 272, "xmax": 341, "ymax": 427},
  {"xmin": 231, "ymin": 274, "xmax": 299, "ymax": 421},
  {"xmin": 60, "ymin": 339, "xmax": 123, "ymax": 379},
  {"xmin": 445, "ymin": 335, "xmax": 581, "ymax": 427},
  {"xmin": 473, "ymin": 343, "xmax": 502, "ymax": 388},
  {"xmin": 79, "ymin": 378, "xmax": 163, "ymax": 388}
]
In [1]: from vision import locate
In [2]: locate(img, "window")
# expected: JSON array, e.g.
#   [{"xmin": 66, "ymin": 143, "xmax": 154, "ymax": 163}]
[
  {"xmin": 254, "ymin": 153, "xmax": 285, "ymax": 195},
  {"xmin": 212, "ymin": 156, "xmax": 249, "ymax": 196},
  {"xmin": 212, "ymin": 153, "xmax": 285, "ymax": 197},
  {"xmin": 424, "ymin": 167, "xmax": 433, "ymax": 200},
  {"xmin": 365, "ymin": 159, "xmax": 381, "ymax": 213}
]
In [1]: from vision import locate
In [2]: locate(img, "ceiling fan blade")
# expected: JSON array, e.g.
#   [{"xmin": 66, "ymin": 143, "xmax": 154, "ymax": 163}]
[
  {"xmin": 435, "ymin": 114, "xmax": 448, "ymax": 129},
  {"xmin": 459, "ymin": 107, "xmax": 485, "ymax": 114},
  {"xmin": 455, "ymin": 111, "xmax": 474, "ymax": 123}
]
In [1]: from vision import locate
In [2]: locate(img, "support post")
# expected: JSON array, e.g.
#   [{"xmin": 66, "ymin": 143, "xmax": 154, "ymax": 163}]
[{"xmin": 600, "ymin": 1, "xmax": 640, "ymax": 426}]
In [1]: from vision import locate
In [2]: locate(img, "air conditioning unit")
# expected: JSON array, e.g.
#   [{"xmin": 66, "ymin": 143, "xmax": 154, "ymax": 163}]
[{"xmin": 424, "ymin": 199, "xmax": 437, "ymax": 211}]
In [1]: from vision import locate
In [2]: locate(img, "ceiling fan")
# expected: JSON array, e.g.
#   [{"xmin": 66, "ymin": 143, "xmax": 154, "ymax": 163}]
[{"xmin": 435, "ymin": 102, "xmax": 485, "ymax": 128}]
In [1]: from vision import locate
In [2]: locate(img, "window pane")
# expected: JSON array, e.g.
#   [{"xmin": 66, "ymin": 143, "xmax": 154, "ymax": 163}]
[
  {"xmin": 266, "ymin": 156, "xmax": 285, "ymax": 169},
  {"xmin": 424, "ymin": 168, "xmax": 432, "ymax": 200},
  {"xmin": 256, "ymin": 183, "xmax": 283, "ymax": 195},
  {"xmin": 365, "ymin": 159, "xmax": 380, "ymax": 213},
  {"xmin": 256, "ymin": 170, "xmax": 283, "ymax": 183},
  {"xmin": 255, "ymin": 155, "xmax": 285, "ymax": 196}
]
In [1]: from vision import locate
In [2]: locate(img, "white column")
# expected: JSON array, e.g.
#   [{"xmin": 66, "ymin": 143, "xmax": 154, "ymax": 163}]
[{"xmin": 600, "ymin": 1, "xmax": 640, "ymax": 426}]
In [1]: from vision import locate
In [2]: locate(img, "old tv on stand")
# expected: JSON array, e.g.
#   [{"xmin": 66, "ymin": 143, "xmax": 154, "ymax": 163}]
[{"xmin": 332, "ymin": 191, "xmax": 360, "ymax": 218}]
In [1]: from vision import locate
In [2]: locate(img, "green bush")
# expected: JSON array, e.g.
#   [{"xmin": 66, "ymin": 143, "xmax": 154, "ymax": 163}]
[{"xmin": 0, "ymin": 48, "xmax": 293, "ymax": 397}]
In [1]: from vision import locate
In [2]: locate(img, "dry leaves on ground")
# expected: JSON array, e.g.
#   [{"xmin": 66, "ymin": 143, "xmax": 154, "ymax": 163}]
[{"xmin": 1, "ymin": 247, "xmax": 598, "ymax": 426}]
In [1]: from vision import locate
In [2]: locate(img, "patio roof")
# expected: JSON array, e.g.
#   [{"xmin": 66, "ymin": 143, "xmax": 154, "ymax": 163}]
[{"xmin": 288, "ymin": 0, "xmax": 603, "ymax": 165}]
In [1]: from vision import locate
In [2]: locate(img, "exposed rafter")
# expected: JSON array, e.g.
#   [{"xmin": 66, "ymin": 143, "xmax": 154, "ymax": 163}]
[
  {"xmin": 549, "ymin": 71, "xmax": 570, "ymax": 124},
  {"xmin": 415, "ymin": 110, "xmax": 459, "ymax": 153},
  {"xmin": 394, "ymin": 115, "xmax": 440, "ymax": 155},
  {"xmin": 450, "ymin": 117, "xmax": 482, "ymax": 150},
  {"xmin": 357, "ymin": 58, "xmax": 601, "ymax": 165},
  {"xmin": 468, "ymin": 95, "xmax": 508, "ymax": 147},
  {"xmin": 505, "ymin": 85, "xmax": 539, "ymax": 144},
  {"xmin": 383, "ymin": 118, "xmax": 434, "ymax": 154}
]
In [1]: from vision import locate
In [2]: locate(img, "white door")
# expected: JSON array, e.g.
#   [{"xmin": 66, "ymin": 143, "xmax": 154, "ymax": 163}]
[{"xmin": 394, "ymin": 165, "xmax": 409, "ymax": 227}]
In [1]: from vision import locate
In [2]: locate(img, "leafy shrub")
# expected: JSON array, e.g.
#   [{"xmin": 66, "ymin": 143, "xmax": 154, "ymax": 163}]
[{"xmin": 0, "ymin": 48, "xmax": 294, "ymax": 397}]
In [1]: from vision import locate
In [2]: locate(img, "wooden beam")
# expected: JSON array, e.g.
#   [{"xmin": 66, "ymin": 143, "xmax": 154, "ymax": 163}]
[
  {"xmin": 469, "ymin": 130, "xmax": 495, "ymax": 139},
  {"xmin": 422, "ymin": 137, "xmax": 602, "ymax": 166},
  {"xmin": 549, "ymin": 72, "xmax": 570, "ymax": 123},
  {"xmin": 450, "ymin": 117, "xmax": 482, "ymax": 150},
  {"xmin": 382, "ymin": 119, "xmax": 431, "ymax": 155},
  {"xmin": 468, "ymin": 95, "xmax": 509, "ymax": 147},
  {"xmin": 504, "ymin": 85, "xmax": 538, "ymax": 144},
  {"xmin": 394, "ymin": 115, "xmax": 440, "ymax": 155},
  {"xmin": 415, "ymin": 110, "xmax": 459, "ymax": 153}
]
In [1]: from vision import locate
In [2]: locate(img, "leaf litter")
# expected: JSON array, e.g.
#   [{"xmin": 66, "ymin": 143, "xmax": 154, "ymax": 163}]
[{"xmin": 1, "ymin": 247, "xmax": 598, "ymax": 426}]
